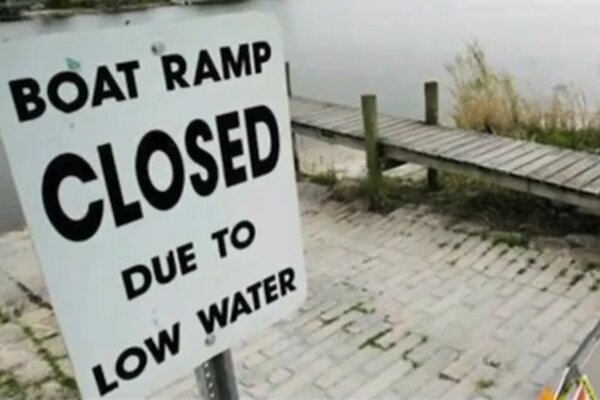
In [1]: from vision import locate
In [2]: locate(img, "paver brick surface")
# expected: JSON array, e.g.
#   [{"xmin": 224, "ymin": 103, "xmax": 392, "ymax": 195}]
[{"xmin": 1, "ymin": 174, "xmax": 600, "ymax": 398}]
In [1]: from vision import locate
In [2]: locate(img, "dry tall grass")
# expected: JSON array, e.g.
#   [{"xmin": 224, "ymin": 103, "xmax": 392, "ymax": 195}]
[{"xmin": 447, "ymin": 42, "xmax": 600, "ymax": 151}]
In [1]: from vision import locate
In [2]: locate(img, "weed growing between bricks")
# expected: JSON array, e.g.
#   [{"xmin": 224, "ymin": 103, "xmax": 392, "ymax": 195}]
[
  {"xmin": 541, "ymin": 259, "xmax": 600, "ymax": 291},
  {"xmin": 0, "ymin": 370, "xmax": 27, "ymax": 400},
  {"xmin": 358, "ymin": 328, "xmax": 393, "ymax": 350},
  {"xmin": 320, "ymin": 301, "xmax": 375, "ymax": 325},
  {"xmin": 304, "ymin": 168, "xmax": 338, "ymax": 187},
  {"xmin": 475, "ymin": 378, "xmax": 496, "ymax": 391},
  {"xmin": 303, "ymin": 171, "xmax": 600, "ymax": 239},
  {"xmin": 0, "ymin": 306, "xmax": 79, "ymax": 399},
  {"xmin": 302, "ymin": 170, "xmax": 600, "ymax": 292},
  {"xmin": 0, "ymin": 309, "xmax": 9, "ymax": 324}
]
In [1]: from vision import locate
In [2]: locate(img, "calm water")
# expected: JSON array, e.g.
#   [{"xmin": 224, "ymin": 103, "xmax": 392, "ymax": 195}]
[{"xmin": 2, "ymin": 0, "xmax": 600, "ymax": 233}]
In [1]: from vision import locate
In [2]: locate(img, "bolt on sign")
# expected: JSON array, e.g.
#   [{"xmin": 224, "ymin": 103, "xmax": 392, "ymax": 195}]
[{"xmin": 0, "ymin": 13, "xmax": 306, "ymax": 398}]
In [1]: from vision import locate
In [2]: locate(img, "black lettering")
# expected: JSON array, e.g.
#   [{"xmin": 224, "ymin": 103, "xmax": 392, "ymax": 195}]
[
  {"xmin": 116, "ymin": 61, "xmax": 140, "ymax": 99},
  {"xmin": 91, "ymin": 66, "xmax": 126, "ymax": 107},
  {"xmin": 231, "ymin": 220, "xmax": 255, "ymax": 250},
  {"xmin": 197, "ymin": 298, "xmax": 229, "ymax": 335},
  {"xmin": 252, "ymin": 41, "xmax": 272, "ymax": 74},
  {"xmin": 47, "ymin": 71, "xmax": 88, "ymax": 113},
  {"xmin": 216, "ymin": 112, "xmax": 246, "ymax": 187},
  {"xmin": 136, "ymin": 130, "xmax": 185, "ymax": 211},
  {"xmin": 263, "ymin": 275, "xmax": 278, "ymax": 304},
  {"xmin": 194, "ymin": 49, "xmax": 222, "ymax": 85},
  {"xmin": 92, "ymin": 364, "xmax": 119, "ymax": 396},
  {"xmin": 151, "ymin": 252, "xmax": 177, "ymax": 284},
  {"xmin": 144, "ymin": 323, "xmax": 181, "ymax": 364},
  {"xmin": 245, "ymin": 105, "xmax": 280, "ymax": 178},
  {"xmin": 220, "ymin": 44, "xmax": 251, "ymax": 79},
  {"xmin": 230, "ymin": 292, "xmax": 252, "ymax": 323},
  {"xmin": 122, "ymin": 265, "xmax": 152, "ymax": 300},
  {"xmin": 246, "ymin": 282, "xmax": 262, "ymax": 310},
  {"xmin": 98, "ymin": 144, "xmax": 143, "ymax": 227},
  {"xmin": 177, "ymin": 242, "xmax": 197, "ymax": 275},
  {"xmin": 161, "ymin": 54, "xmax": 189, "ymax": 91},
  {"xmin": 278, "ymin": 267, "xmax": 297, "ymax": 296},
  {"xmin": 115, "ymin": 346, "xmax": 147, "ymax": 380},
  {"xmin": 211, "ymin": 228, "xmax": 229, "ymax": 258},
  {"xmin": 185, "ymin": 119, "xmax": 218, "ymax": 196},
  {"xmin": 8, "ymin": 78, "xmax": 46, "ymax": 122},
  {"xmin": 42, "ymin": 153, "xmax": 103, "ymax": 242}
]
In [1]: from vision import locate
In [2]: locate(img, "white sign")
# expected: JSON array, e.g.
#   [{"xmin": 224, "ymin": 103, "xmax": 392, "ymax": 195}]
[{"xmin": 0, "ymin": 13, "xmax": 305, "ymax": 398}]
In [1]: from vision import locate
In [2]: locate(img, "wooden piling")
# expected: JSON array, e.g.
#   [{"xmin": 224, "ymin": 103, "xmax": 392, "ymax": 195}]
[
  {"xmin": 424, "ymin": 81, "xmax": 440, "ymax": 190},
  {"xmin": 285, "ymin": 62, "xmax": 301, "ymax": 177},
  {"xmin": 361, "ymin": 94, "xmax": 382, "ymax": 200}
]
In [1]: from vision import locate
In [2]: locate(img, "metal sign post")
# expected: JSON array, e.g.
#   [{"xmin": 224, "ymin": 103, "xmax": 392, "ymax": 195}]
[{"xmin": 195, "ymin": 350, "xmax": 239, "ymax": 400}]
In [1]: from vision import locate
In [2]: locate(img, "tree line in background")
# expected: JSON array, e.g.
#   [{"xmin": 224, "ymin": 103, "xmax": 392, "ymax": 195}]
[{"xmin": 44, "ymin": 0, "xmax": 163, "ymax": 10}]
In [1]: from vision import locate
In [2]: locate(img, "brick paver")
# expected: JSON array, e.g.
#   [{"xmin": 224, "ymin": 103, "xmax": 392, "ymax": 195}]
[{"xmin": 1, "ymin": 176, "xmax": 600, "ymax": 398}]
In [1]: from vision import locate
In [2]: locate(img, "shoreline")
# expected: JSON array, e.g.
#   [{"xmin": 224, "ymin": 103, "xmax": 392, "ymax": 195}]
[
  {"xmin": 8, "ymin": 0, "xmax": 246, "ymax": 22},
  {"xmin": 20, "ymin": 2, "xmax": 172, "ymax": 19}
]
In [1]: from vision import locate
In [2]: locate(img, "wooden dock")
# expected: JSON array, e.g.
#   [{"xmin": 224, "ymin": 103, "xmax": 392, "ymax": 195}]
[{"xmin": 289, "ymin": 95, "xmax": 600, "ymax": 211}]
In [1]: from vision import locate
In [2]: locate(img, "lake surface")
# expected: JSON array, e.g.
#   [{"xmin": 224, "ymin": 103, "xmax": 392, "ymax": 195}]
[{"xmin": 2, "ymin": 0, "xmax": 600, "ymax": 233}]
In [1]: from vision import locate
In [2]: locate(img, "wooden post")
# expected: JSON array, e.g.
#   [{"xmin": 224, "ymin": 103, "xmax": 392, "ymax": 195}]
[
  {"xmin": 361, "ymin": 94, "xmax": 382, "ymax": 201},
  {"xmin": 286, "ymin": 62, "xmax": 301, "ymax": 177},
  {"xmin": 424, "ymin": 81, "xmax": 440, "ymax": 190}
]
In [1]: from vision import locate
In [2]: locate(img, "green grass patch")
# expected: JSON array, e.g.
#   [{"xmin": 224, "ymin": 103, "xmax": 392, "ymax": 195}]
[
  {"xmin": 491, "ymin": 232, "xmax": 530, "ymax": 248},
  {"xmin": 569, "ymin": 273, "xmax": 586, "ymax": 287},
  {"xmin": 0, "ymin": 309, "xmax": 9, "ymax": 325},
  {"xmin": 584, "ymin": 262, "xmax": 600, "ymax": 273},
  {"xmin": 475, "ymin": 378, "xmax": 496, "ymax": 390},
  {"xmin": 304, "ymin": 168, "xmax": 338, "ymax": 187},
  {"xmin": 318, "ymin": 173, "xmax": 600, "ymax": 239},
  {"xmin": 438, "ymin": 372, "xmax": 460, "ymax": 383},
  {"xmin": 0, "ymin": 370, "xmax": 27, "ymax": 400},
  {"xmin": 556, "ymin": 268, "xmax": 568, "ymax": 279},
  {"xmin": 5, "ymin": 311, "xmax": 80, "ymax": 398}
]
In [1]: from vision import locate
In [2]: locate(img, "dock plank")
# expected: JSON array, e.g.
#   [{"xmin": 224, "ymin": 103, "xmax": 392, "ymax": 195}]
[
  {"xmin": 442, "ymin": 135, "xmax": 501, "ymax": 158},
  {"xmin": 411, "ymin": 132, "xmax": 481, "ymax": 153},
  {"xmin": 582, "ymin": 175, "xmax": 600, "ymax": 194},
  {"xmin": 528, "ymin": 151, "xmax": 588, "ymax": 181},
  {"xmin": 393, "ymin": 124, "xmax": 467, "ymax": 146},
  {"xmin": 380, "ymin": 120, "xmax": 422, "ymax": 139},
  {"xmin": 549, "ymin": 157, "xmax": 600, "ymax": 185},
  {"xmin": 511, "ymin": 149, "xmax": 565, "ymax": 176},
  {"xmin": 328, "ymin": 114, "xmax": 363, "ymax": 131},
  {"xmin": 320, "ymin": 111, "xmax": 361, "ymax": 127},
  {"xmin": 301, "ymin": 107, "xmax": 355, "ymax": 125},
  {"xmin": 455, "ymin": 143, "xmax": 514, "ymax": 164},
  {"xmin": 479, "ymin": 142, "xmax": 541, "ymax": 169},
  {"xmin": 563, "ymin": 162, "xmax": 600, "ymax": 192},
  {"xmin": 290, "ymin": 96, "xmax": 600, "ymax": 211},
  {"xmin": 461, "ymin": 140, "xmax": 523, "ymax": 164},
  {"xmin": 388, "ymin": 126, "xmax": 445, "ymax": 145},
  {"xmin": 497, "ymin": 147, "xmax": 557, "ymax": 174}
]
